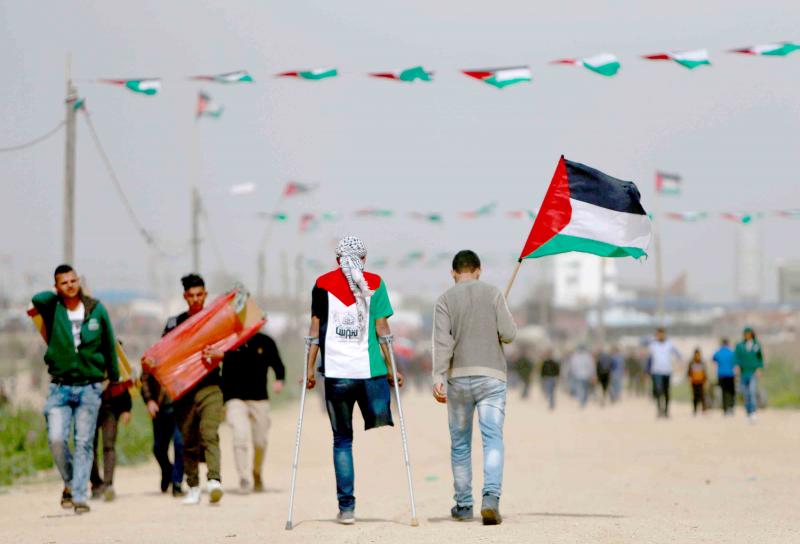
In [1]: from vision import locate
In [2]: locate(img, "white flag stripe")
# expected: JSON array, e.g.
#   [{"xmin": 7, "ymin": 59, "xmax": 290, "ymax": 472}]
[{"xmin": 560, "ymin": 198, "xmax": 651, "ymax": 250}]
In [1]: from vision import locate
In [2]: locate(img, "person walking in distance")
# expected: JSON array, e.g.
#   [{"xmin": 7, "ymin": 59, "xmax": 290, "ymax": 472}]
[
  {"xmin": 568, "ymin": 345, "xmax": 595, "ymax": 408},
  {"xmin": 432, "ymin": 250, "xmax": 517, "ymax": 525},
  {"xmin": 647, "ymin": 328, "xmax": 682, "ymax": 419},
  {"xmin": 140, "ymin": 368, "xmax": 185, "ymax": 496},
  {"xmin": 303, "ymin": 236, "xmax": 402, "ymax": 525},
  {"xmin": 712, "ymin": 338, "xmax": 736, "ymax": 416},
  {"xmin": 686, "ymin": 348, "xmax": 708, "ymax": 415},
  {"xmin": 32, "ymin": 264, "xmax": 120, "ymax": 514},
  {"xmin": 221, "ymin": 331, "xmax": 285, "ymax": 493},
  {"xmin": 540, "ymin": 350, "xmax": 560, "ymax": 411},
  {"xmin": 735, "ymin": 327, "xmax": 765, "ymax": 423}
]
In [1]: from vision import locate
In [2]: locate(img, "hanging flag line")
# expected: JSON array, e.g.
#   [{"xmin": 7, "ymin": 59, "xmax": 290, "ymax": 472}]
[
  {"xmin": 255, "ymin": 207, "xmax": 799, "ymax": 225},
  {"xmin": 78, "ymin": 42, "xmax": 800, "ymax": 95}
]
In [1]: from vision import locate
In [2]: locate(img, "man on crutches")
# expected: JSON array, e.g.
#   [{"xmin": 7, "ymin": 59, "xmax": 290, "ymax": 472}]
[
  {"xmin": 432, "ymin": 250, "xmax": 517, "ymax": 525},
  {"xmin": 296, "ymin": 236, "xmax": 407, "ymax": 526}
]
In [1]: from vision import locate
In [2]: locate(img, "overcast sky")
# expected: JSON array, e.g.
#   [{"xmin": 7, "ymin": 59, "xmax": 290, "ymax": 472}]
[{"xmin": 1, "ymin": 0, "xmax": 798, "ymax": 303}]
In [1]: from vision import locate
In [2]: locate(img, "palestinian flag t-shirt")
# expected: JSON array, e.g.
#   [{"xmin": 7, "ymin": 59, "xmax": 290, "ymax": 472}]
[{"xmin": 311, "ymin": 269, "xmax": 393, "ymax": 379}]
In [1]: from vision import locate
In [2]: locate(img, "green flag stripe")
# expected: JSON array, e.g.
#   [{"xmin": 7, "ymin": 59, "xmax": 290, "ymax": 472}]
[{"xmin": 523, "ymin": 233, "xmax": 647, "ymax": 260}]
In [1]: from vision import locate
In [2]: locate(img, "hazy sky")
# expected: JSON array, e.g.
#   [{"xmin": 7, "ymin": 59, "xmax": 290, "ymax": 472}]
[{"xmin": 1, "ymin": 0, "xmax": 799, "ymax": 303}]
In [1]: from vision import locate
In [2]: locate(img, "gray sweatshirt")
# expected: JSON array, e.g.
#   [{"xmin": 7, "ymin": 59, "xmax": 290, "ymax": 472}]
[{"xmin": 432, "ymin": 279, "xmax": 517, "ymax": 385}]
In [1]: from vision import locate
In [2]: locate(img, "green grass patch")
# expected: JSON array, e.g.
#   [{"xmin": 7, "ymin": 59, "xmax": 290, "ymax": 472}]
[
  {"xmin": 761, "ymin": 358, "xmax": 800, "ymax": 408},
  {"xmin": 0, "ymin": 399, "xmax": 154, "ymax": 487}
]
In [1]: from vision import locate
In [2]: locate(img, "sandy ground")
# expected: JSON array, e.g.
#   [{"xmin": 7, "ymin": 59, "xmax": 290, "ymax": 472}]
[{"xmin": 2, "ymin": 387, "xmax": 799, "ymax": 544}]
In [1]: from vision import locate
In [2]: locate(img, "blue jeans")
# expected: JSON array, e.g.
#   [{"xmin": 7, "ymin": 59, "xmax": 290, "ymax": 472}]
[
  {"xmin": 447, "ymin": 376, "xmax": 507, "ymax": 507},
  {"xmin": 152, "ymin": 404, "xmax": 184, "ymax": 486},
  {"xmin": 43, "ymin": 382, "xmax": 103, "ymax": 503},
  {"xmin": 741, "ymin": 373, "xmax": 758, "ymax": 415},
  {"xmin": 325, "ymin": 377, "xmax": 393, "ymax": 511},
  {"xmin": 541, "ymin": 376, "xmax": 558, "ymax": 410},
  {"xmin": 574, "ymin": 378, "xmax": 591, "ymax": 407}
]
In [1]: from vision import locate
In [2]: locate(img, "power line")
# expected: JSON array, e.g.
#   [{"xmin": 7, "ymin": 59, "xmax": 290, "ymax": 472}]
[
  {"xmin": 0, "ymin": 120, "xmax": 65, "ymax": 153},
  {"xmin": 79, "ymin": 109, "xmax": 175, "ymax": 258}
]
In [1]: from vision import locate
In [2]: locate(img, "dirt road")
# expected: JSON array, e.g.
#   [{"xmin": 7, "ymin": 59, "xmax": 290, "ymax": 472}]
[{"xmin": 2, "ymin": 389, "xmax": 798, "ymax": 543}]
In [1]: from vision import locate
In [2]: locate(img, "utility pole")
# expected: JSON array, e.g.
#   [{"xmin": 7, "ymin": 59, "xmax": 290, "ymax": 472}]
[
  {"xmin": 191, "ymin": 186, "xmax": 201, "ymax": 272},
  {"xmin": 257, "ymin": 250, "xmax": 266, "ymax": 303},
  {"xmin": 64, "ymin": 54, "xmax": 78, "ymax": 264},
  {"xmin": 653, "ymin": 183, "xmax": 664, "ymax": 325}
]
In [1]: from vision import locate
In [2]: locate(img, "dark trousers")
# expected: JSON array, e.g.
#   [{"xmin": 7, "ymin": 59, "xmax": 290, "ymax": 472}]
[
  {"xmin": 325, "ymin": 377, "xmax": 393, "ymax": 511},
  {"xmin": 719, "ymin": 377, "xmax": 736, "ymax": 413},
  {"xmin": 174, "ymin": 385, "xmax": 223, "ymax": 487},
  {"xmin": 90, "ymin": 406, "xmax": 119, "ymax": 489},
  {"xmin": 691, "ymin": 384, "xmax": 707, "ymax": 413},
  {"xmin": 652, "ymin": 374, "xmax": 671, "ymax": 417},
  {"xmin": 152, "ymin": 404, "xmax": 184, "ymax": 487}
]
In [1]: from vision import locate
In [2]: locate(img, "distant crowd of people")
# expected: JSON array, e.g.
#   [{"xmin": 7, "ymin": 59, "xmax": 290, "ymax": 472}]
[{"xmin": 509, "ymin": 327, "xmax": 766, "ymax": 421}]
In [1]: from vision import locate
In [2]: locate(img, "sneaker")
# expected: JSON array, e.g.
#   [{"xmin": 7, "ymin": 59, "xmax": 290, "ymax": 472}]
[
  {"xmin": 182, "ymin": 486, "xmax": 202, "ymax": 505},
  {"xmin": 60, "ymin": 488, "xmax": 73, "ymax": 509},
  {"xmin": 337, "ymin": 510, "xmax": 355, "ymax": 525},
  {"xmin": 253, "ymin": 474, "xmax": 264, "ymax": 493},
  {"xmin": 480, "ymin": 494, "xmax": 502, "ymax": 526},
  {"xmin": 208, "ymin": 479, "xmax": 223, "ymax": 504},
  {"xmin": 103, "ymin": 485, "xmax": 115, "ymax": 502},
  {"xmin": 90, "ymin": 486, "xmax": 103, "ymax": 500},
  {"xmin": 73, "ymin": 502, "xmax": 91, "ymax": 515},
  {"xmin": 171, "ymin": 482, "xmax": 185, "ymax": 497},
  {"xmin": 748, "ymin": 413, "xmax": 757, "ymax": 424},
  {"xmin": 451, "ymin": 504, "xmax": 474, "ymax": 521}
]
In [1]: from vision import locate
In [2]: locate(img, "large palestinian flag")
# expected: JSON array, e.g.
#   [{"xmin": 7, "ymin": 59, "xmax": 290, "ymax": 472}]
[
  {"xmin": 731, "ymin": 42, "xmax": 800, "ymax": 57},
  {"xmin": 462, "ymin": 66, "xmax": 532, "ymax": 88},
  {"xmin": 518, "ymin": 156, "xmax": 651, "ymax": 260},
  {"xmin": 277, "ymin": 68, "xmax": 338, "ymax": 80},
  {"xmin": 643, "ymin": 49, "xmax": 711, "ymax": 69},
  {"xmin": 551, "ymin": 53, "xmax": 621, "ymax": 77}
]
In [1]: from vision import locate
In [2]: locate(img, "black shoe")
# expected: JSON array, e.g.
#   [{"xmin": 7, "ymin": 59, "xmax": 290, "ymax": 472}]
[
  {"xmin": 91, "ymin": 486, "xmax": 104, "ymax": 500},
  {"xmin": 480, "ymin": 494, "xmax": 502, "ymax": 526},
  {"xmin": 451, "ymin": 504, "xmax": 474, "ymax": 521},
  {"xmin": 73, "ymin": 502, "xmax": 90, "ymax": 515},
  {"xmin": 171, "ymin": 482, "xmax": 185, "ymax": 497},
  {"xmin": 60, "ymin": 488, "xmax": 73, "ymax": 509},
  {"xmin": 161, "ymin": 475, "xmax": 171, "ymax": 493}
]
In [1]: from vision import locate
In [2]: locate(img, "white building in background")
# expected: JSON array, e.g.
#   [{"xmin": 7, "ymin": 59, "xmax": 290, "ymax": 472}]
[
  {"xmin": 735, "ymin": 223, "xmax": 763, "ymax": 303},
  {"xmin": 552, "ymin": 253, "xmax": 619, "ymax": 309},
  {"xmin": 778, "ymin": 261, "xmax": 800, "ymax": 304}
]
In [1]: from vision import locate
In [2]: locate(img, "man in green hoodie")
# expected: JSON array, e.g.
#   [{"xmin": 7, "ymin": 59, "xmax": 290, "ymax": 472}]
[
  {"xmin": 734, "ymin": 326, "xmax": 764, "ymax": 422},
  {"xmin": 32, "ymin": 264, "xmax": 119, "ymax": 514}
]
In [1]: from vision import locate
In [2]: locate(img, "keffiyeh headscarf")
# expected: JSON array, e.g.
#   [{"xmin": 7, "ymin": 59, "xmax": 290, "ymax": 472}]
[{"xmin": 336, "ymin": 236, "xmax": 372, "ymax": 333}]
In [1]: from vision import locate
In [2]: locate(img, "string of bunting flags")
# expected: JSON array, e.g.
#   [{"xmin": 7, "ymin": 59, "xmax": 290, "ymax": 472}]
[{"xmin": 78, "ymin": 41, "xmax": 798, "ymax": 100}]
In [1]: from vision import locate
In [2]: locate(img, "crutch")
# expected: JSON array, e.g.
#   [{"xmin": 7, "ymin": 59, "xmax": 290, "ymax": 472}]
[
  {"xmin": 285, "ymin": 336, "xmax": 315, "ymax": 531},
  {"xmin": 379, "ymin": 334, "xmax": 419, "ymax": 527}
]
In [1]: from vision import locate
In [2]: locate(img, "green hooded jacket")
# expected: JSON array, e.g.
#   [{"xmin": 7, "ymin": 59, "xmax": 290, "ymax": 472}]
[
  {"xmin": 734, "ymin": 333, "xmax": 764, "ymax": 376},
  {"xmin": 32, "ymin": 291, "xmax": 119, "ymax": 384}
]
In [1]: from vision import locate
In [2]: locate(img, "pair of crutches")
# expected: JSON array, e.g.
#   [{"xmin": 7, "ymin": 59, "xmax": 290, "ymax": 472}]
[{"xmin": 286, "ymin": 334, "xmax": 418, "ymax": 530}]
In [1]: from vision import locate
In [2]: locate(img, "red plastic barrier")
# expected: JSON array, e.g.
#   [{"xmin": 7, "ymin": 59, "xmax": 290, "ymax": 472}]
[{"xmin": 142, "ymin": 288, "xmax": 266, "ymax": 401}]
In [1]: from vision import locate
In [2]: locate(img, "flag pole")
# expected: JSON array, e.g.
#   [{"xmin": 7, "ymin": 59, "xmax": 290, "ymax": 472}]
[{"xmin": 504, "ymin": 260, "xmax": 523, "ymax": 300}]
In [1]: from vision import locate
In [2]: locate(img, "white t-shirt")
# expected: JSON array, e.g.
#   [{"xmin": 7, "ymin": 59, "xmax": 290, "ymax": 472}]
[
  {"xmin": 648, "ymin": 339, "xmax": 681, "ymax": 376},
  {"xmin": 66, "ymin": 303, "xmax": 85, "ymax": 351}
]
